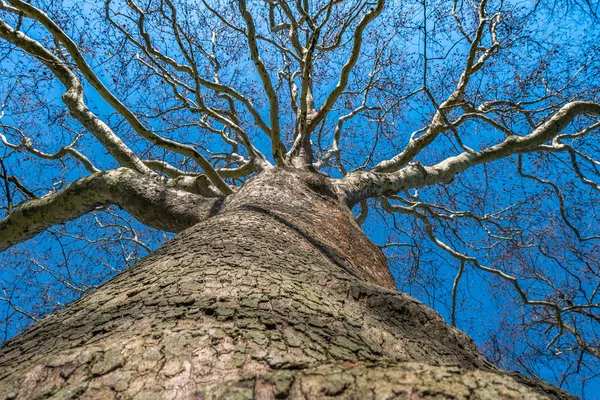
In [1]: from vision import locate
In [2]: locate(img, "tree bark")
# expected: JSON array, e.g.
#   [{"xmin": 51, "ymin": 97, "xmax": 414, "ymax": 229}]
[{"xmin": 0, "ymin": 168, "xmax": 574, "ymax": 399}]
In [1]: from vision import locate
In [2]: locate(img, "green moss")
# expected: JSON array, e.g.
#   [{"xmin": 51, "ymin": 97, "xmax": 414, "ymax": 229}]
[
  {"xmin": 246, "ymin": 330, "xmax": 269, "ymax": 346},
  {"xmin": 222, "ymin": 386, "xmax": 254, "ymax": 400}
]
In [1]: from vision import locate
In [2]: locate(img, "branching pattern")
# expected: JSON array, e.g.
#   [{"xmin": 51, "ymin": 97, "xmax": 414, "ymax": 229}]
[{"xmin": 0, "ymin": 0, "xmax": 599, "ymax": 394}]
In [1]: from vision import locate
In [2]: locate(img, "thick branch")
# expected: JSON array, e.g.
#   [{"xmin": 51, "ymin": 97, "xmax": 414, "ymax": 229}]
[
  {"xmin": 308, "ymin": 0, "xmax": 384, "ymax": 132},
  {"xmin": 0, "ymin": 168, "xmax": 222, "ymax": 251},
  {"xmin": 372, "ymin": 2, "xmax": 500, "ymax": 173},
  {"xmin": 6, "ymin": 0, "xmax": 232, "ymax": 195},
  {"xmin": 336, "ymin": 101, "xmax": 600, "ymax": 205},
  {"xmin": 0, "ymin": 18, "xmax": 150, "ymax": 175},
  {"xmin": 237, "ymin": 0, "xmax": 284, "ymax": 165}
]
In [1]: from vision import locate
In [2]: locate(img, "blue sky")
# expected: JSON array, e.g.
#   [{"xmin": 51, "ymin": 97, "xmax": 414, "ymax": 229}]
[{"xmin": 1, "ymin": 0, "xmax": 599, "ymax": 397}]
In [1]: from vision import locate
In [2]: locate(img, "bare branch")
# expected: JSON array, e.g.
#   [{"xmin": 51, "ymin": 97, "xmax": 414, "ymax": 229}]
[
  {"xmin": 6, "ymin": 0, "xmax": 233, "ymax": 194},
  {"xmin": 307, "ymin": 0, "xmax": 385, "ymax": 132},
  {"xmin": 0, "ymin": 18, "xmax": 150, "ymax": 175},
  {"xmin": 373, "ymin": 0, "xmax": 502, "ymax": 173},
  {"xmin": 237, "ymin": 0, "xmax": 285, "ymax": 165},
  {"xmin": 337, "ymin": 101, "xmax": 600, "ymax": 205},
  {"xmin": 0, "ymin": 168, "xmax": 223, "ymax": 251},
  {"xmin": 0, "ymin": 125, "xmax": 98, "ymax": 173}
]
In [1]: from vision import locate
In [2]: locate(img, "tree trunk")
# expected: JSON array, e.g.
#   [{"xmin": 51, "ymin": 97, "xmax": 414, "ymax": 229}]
[{"xmin": 0, "ymin": 168, "xmax": 574, "ymax": 399}]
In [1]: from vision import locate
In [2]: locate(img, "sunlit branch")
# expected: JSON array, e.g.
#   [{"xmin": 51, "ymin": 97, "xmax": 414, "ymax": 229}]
[
  {"xmin": 373, "ymin": 0, "xmax": 501, "ymax": 173},
  {"xmin": 279, "ymin": 64, "xmax": 301, "ymax": 117},
  {"xmin": 0, "ymin": 289, "xmax": 38, "ymax": 322},
  {"xmin": 29, "ymin": 258, "xmax": 90, "ymax": 294},
  {"xmin": 0, "ymin": 168, "xmax": 222, "ymax": 251},
  {"xmin": 131, "ymin": 55, "xmax": 263, "ymax": 168},
  {"xmin": 356, "ymin": 200, "xmax": 368, "ymax": 226},
  {"xmin": 315, "ymin": 1, "xmax": 365, "ymax": 52},
  {"xmin": 6, "ymin": 0, "xmax": 233, "ymax": 194},
  {"xmin": 0, "ymin": 18, "xmax": 150, "ymax": 175},
  {"xmin": 308, "ymin": 0, "xmax": 385, "ymax": 132},
  {"xmin": 315, "ymin": 58, "xmax": 382, "ymax": 172},
  {"xmin": 158, "ymin": 0, "xmax": 270, "ymax": 172},
  {"xmin": 381, "ymin": 198, "xmax": 568, "ymax": 329},
  {"xmin": 93, "ymin": 211, "xmax": 152, "ymax": 254},
  {"xmin": 237, "ymin": 0, "xmax": 284, "ymax": 165},
  {"xmin": 562, "ymin": 323, "xmax": 600, "ymax": 359},
  {"xmin": 203, "ymin": 0, "xmax": 301, "ymax": 61},
  {"xmin": 107, "ymin": 0, "xmax": 275, "ymax": 140},
  {"xmin": 286, "ymin": 23, "xmax": 319, "ymax": 166},
  {"xmin": 337, "ymin": 101, "xmax": 600, "ymax": 206},
  {"xmin": 272, "ymin": 1, "xmax": 305, "ymax": 56},
  {"xmin": 387, "ymin": 194, "xmax": 520, "ymax": 244},
  {"xmin": 0, "ymin": 125, "xmax": 99, "ymax": 173},
  {"xmin": 449, "ymin": 111, "xmax": 514, "ymax": 136},
  {"xmin": 142, "ymin": 160, "xmax": 197, "ymax": 179},
  {"xmin": 451, "ymin": 261, "xmax": 465, "ymax": 327}
]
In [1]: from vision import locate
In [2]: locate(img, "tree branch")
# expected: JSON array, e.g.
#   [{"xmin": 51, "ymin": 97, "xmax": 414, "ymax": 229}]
[
  {"xmin": 237, "ymin": 0, "xmax": 284, "ymax": 165},
  {"xmin": 0, "ymin": 168, "xmax": 222, "ymax": 251},
  {"xmin": 5, "ymin": 0, "xmax": 233, "ymax": 195},
  {"xmin": 0, "ymin": 125, "xmax": 99, "ymax": 173},
  {"xmin": 372, "ymin": 1, "xmax": 501, "ymax": 173},
  {"xmin": 0, "ymin": 18, "xmax": 151, "ymax": 175},
  {"xmin": 336, "ymin": 101, "xmax": 600, "ymax": 205},
  {"xmin": 307, "ymin": 0, "xmax": 384, "ymax": 132}
]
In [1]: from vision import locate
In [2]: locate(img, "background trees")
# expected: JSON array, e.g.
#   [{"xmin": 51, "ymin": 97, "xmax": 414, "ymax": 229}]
[{"xmin": 0, "ymin": 0, "xmax": 599, "ymax": 397}]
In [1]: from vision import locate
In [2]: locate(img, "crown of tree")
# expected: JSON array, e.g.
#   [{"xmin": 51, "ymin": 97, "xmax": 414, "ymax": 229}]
[{"xmin": 0, "ymin": 0, "xmax": 599, "ymax": 397}]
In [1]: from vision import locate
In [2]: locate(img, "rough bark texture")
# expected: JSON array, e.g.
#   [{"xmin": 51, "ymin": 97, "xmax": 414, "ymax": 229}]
[{"xmin": 0, "ymin": 168, "xmax": 575, "ymax": 399}]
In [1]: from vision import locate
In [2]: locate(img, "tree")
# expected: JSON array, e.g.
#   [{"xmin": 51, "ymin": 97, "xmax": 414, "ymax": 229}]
[{"xmin": 0, "ymin": 0, "xmax": 598, "ymax": 397}]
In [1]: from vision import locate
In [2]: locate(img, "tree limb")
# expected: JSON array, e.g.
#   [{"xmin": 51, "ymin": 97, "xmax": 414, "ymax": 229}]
[
  {"xmin": 372, "ymin": 0, "xmax": 501, "ymax": 173},
  {"xmin": 0, "ymin": 168, "xmax": 222, "ymax": 251},
  {"xmin": 5, "ymin": 0, "xmax": 233, "ymax": 195},
  {"xmin": 336, "ymin": 101, "xmax": 600, "ymax": 205},
  {"xmin": 307, "ymin": 0, "xmax": 385, "ymax": 133},
  {"xmin": 237, "ymin": 0, "xmax": 284, "ymax": 165},
  {"xmin": 0, "ymin": 18, "xmax": 151, "ymax": 175}
]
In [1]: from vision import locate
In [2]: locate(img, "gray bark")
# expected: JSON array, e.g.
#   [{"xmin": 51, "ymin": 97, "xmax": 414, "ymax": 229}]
[
  {"xmin": 0, "ymin": 168, "xmax": 219, "ymax": 251},
  {"xmin": 0, "ymin": 168, "xmax": 574, "ymax": 399},
  {"xmin": 336, "ymin": 101, "xmax": 600, "ymax": 207}
]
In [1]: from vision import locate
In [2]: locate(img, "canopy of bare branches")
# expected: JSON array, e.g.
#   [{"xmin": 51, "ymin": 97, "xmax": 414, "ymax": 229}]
[{"xmin": 0, "ymin": 0, "xmax": 599, "ymax": 395}]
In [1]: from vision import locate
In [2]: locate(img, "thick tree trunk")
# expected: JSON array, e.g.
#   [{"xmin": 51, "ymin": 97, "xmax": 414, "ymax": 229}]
[{"xmin": 0, "ymin": 168, "xmax": 573, "ymax": 399}]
